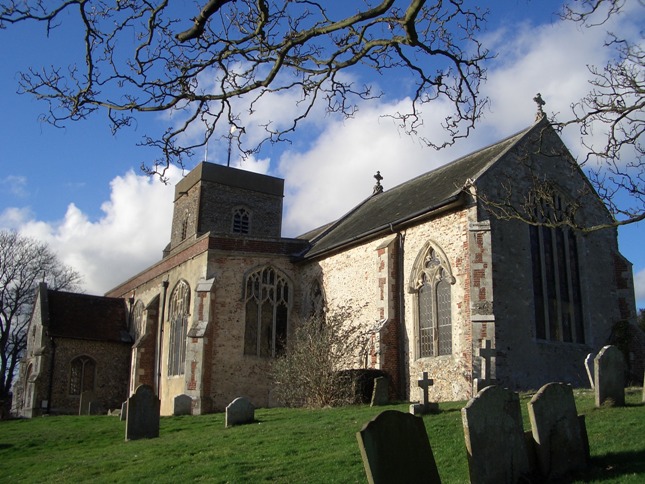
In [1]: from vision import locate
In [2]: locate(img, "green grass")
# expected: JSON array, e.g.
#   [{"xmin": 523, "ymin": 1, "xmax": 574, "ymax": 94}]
[{"xmin": 1, "ymin": 389, "xmax": 643, "ymax": 483}]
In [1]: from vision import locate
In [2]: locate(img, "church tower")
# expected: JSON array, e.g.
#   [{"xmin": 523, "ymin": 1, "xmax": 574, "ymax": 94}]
[{"xmin": 166, "ymin": 163, "xmax": 284, "ymax": 255}]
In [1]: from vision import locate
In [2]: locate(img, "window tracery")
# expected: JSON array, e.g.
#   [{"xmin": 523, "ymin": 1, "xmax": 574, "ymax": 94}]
[{"xmin": 244, "ymin": 266, "xmax": 290, "ymax": 357}]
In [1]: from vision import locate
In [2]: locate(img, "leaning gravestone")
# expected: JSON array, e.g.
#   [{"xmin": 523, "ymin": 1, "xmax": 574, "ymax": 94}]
[
  {"xmin": 594, "ymin": 345, "xmax": 625, "ymax": 407},
  {"xmin": 356, "ymin": 410, "xmax": 441, "ymax": 484},
  {"xmin": 370, "ymin": 376, "xmax": 389, "ymax": 406},
  {"xmin": 78, "ymin": 391, "xmax": 97, "ymax": 416},
  {"xmin": 584, "ymin": 353, "xmax": 595, "ymax": 389},
  {"xmin": 125, "ymin": 384, "xmax": 160, "ymax": 441},
  {"xmin": 462, "ymin": 385, "xmax": 531, "ymax": 484},
  {"xmin": 225, "ymin": 397, "xmax": 255, "ymax": 427},
  {"xmin": 528, "ymin": 382, "xmax": 588, "ymax": 479},
  {"xmin": 173, "ymin": 394, "xmax": 192, "ymax": 416}
]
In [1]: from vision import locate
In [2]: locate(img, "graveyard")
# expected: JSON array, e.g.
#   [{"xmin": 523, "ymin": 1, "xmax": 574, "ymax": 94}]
[{"xmin": 1, "ymin": 387, "xmax": 643, "ymax": 483}]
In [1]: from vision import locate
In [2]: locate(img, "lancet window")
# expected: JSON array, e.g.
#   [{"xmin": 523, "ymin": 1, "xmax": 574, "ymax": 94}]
[
  {"xmin": 69, "ymin": 355, "xmax": 96, "ymax": 395},
  {"xmin": 168, "ymin": 280, "xmax": 190, "ymax": 376}
]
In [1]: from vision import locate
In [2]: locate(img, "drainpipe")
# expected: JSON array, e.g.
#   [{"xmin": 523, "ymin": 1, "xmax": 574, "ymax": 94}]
[
  {"xmin": 396, "ymin": 232, "xmax": 407, "ymax": 400},
  {"xmin": 156, "ymin": 279, "xmax": 169, "ymax": 397},
  {"xmin": 46, "ymin": 335, "xmax": 56, "ymax": 415}
]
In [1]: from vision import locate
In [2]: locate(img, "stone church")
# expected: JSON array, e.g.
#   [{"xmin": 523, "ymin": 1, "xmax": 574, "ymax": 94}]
[{"xmin": 15, "ymin": 116, "xmax": 639, "ymax": 416}]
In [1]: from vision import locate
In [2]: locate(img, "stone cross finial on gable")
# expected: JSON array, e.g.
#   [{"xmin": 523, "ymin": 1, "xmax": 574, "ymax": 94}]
[
  {"xmin": 478, "ymin": 339, "xmax": 496, "ymax": 380},
  {"xmin": 533, "ymin": 93, "xmax": 546, "ymax": 121},
  {"xmin": 373, "ymin": 171, "xmax": 384, "ymax": 194}
]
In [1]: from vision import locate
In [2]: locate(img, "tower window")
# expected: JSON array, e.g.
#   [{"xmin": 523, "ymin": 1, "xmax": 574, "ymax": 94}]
[{"xmin": 232, "ymin": 207, "xmax": 251, "ymax": 234}]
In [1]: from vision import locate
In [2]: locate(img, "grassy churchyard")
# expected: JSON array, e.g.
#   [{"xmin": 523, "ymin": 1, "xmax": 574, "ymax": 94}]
[{"xmin": 1, "ymin": 388, "xmax": 643, "ymax": 483}]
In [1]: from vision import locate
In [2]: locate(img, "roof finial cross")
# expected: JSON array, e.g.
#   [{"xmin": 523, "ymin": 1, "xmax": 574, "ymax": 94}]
[
  {"xmin": 533, "ymin": 93, "xmax": 546, "ymax": 121},
  {"xmin": 373, "ymin": 171, "xmax": 384, "ymax": 194}
]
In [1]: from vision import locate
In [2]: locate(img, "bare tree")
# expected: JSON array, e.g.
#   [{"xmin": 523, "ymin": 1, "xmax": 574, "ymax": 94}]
[
  {"xmin": 271, "ymin": 307, "xmax": 373, "ymax": 408},
  {"xmin": 555, "ymin": 0, "xmax": 644, "ymax": 229},
  {"xmin": 0, "ymin": 231, "xmax": 82, "ymax": 412},
  {"xmin": 0, "ymin": 1, "xmax": 489, "ymax": 179}
]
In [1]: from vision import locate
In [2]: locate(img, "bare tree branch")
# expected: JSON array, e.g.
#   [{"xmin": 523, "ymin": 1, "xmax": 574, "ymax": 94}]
[{"xmin": 0, "ymin": 0, "xmax": 490, "ymax": 178}]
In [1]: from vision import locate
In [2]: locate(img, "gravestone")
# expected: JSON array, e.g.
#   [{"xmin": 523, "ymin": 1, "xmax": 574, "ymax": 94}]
[
  {"xmin": 125, "ymin": 384, "xmax": 160, "ymax": 441},
  {"xmin": 473, "ymin": 339, "xmax": 497, "ymax": 393},
  {"xmin": 528, "ymin": 382, "xmax": 588, "ymax": 479},
  {"xmin": 120, "ymin": 400, "xmax": 127, "ymax": 422},
  {"xmin": 594, "ymin": 345, "xmax": 625, "ymax": 407},
  {"xmin": 584, "ymin": 353, "xmax": 595, "ymax": 389},
  {"xmin": 225, "ymin": 397, "xmax": 255, "ymax": 427},
  {"xmin": 462, "ymin": 385, "xmax": 531, "ymax": 484},
  {"xmin": 89, "ymin": 400, "xmax": 102, "ymax": 415},
  {"xmin": 78, "ymin": 391, "xmax": 97, "ymax": 416},
  {"xmin": 356, "ymin": 410, "xmax": 441, "ymax": 484},
  {"xmin": 370, "ymin": 376, "xmax": 389, "ymax": 406},
  {"xmin": 173, "ymin": 394, "xmax": 192, "ymax": 416},
  {"xmin": 412, "ymin": 372, "xmax": 438, "ymax": 415}
]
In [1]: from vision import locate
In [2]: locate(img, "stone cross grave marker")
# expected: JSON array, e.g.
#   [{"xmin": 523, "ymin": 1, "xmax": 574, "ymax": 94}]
[
  {"xmin": 125, "ymin": 384, "xmax": 160, "ymax": 441},
  {"xmin": 528, "ymin": 382, "xmax": 588, "ymax": 479},
  {"xmin": 370, "ymin": 376, "xmax": 389, "ymax": 407},
  {"xmin": 584, "ymin": 353, "xmax": 595, "ymax": 389},
  {"xmin": 478, "ymin": 339, "xmax": 496, "ymax": 380},
  {"xmin": 78, "ymin": 391, "xmax": 96, "ymax": 416},
  {"xmin": 473, "ymin": 339, "xmax": 497, "ymax": 393},
  {"xmin": 356, "ymin": 410, "xmax": 441, "ymax": 484},
  {"xmin": 594, "ymin": 345, "xmax": 625, "ymax": 407},
  {"xmin": 173, "ymin": 394, "xmax": 192, "ymax": 416},
  {"xmin": 225, "ymin": 397, "xmax": 255, "ymax": 427},
  {"xmin": 411, "ymin": 372, "xmax": 438, "ymax": 414},
  {"xmin": 462, "ymin": 385, "xmax": 531, "ymax": 484}
]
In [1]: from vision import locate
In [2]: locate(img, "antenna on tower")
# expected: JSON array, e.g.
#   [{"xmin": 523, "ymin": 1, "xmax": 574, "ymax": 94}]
[{"xmin": 227, "ymin": 126, "xmax": 237, "ymax": 167}]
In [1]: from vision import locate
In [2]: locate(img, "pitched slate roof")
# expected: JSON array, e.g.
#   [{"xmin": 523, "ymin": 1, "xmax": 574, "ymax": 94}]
[
  {"xmin": 300, "ymin": 122, "xmax": 538, "ymax": 259},
  {"xmin": 46, "ymin": 290, "xmax": 131, "ymax": 343}
]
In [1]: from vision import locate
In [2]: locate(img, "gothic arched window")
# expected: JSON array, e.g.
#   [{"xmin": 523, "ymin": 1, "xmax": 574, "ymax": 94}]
[
  {"xmin": 244, "ymin": 266, "xmax": 290, "ymax": 357},
  {"xmin": 409, "ymin": 242, "xmax": 455, "ymax": 358},
  {"xmin": 232, "ymin": 207, "xmax": 251, "ymax": 234},
  {"xmin": 131, "ymin": 300, "xmax": 145, "ymax": 341},
  {"xmin": 530, "ymin": 194, "xmax": 584, "ymax": 343},
  {"xmin": 69, "ymin": 356, "xmax": 96, "ymax": 395},
  {"xmin": 168, "ymin": 281, "xmax": 190, "ymax": 376}
]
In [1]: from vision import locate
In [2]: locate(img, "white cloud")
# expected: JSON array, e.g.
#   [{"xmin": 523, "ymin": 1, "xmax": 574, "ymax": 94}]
[
  {"xmin": 1, "ymin": 168, "xmax": 180, "ymax": 295},
  {"xmin": 1, "ymin": 175, "xmax": 29, "ymax": 198}
]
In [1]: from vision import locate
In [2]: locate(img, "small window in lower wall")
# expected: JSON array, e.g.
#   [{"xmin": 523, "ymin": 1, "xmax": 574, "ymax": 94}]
[{"xmin": 69, "ymin": 356, "xmax": 96, "ymax": 395}]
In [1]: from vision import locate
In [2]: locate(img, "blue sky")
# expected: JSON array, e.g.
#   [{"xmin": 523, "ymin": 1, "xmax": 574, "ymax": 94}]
[{"xmin": 0, "ymin": 1, "xmax": 643, "ymax": 309}]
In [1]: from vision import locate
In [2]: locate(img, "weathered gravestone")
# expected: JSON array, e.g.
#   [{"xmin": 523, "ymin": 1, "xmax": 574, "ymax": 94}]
[
  {"xmin": 78, "ymin": 391, "xmax": 97, "ymax": 416},
  {"xmin": 411, "ymin": 372, "xmax": 439, "ymax": 415},
  {"xmin": 120, "ymin": 400, "xmax": 127, "ymax": 422},
  {"xmin": 473, "ymin": 339, "xmax": 497, "ymax": 393},
  {"xmin": 356, "ymin": 410, "xmax": 441, "ymax": 484},
  {"xmin": 225, "ymin": 397, "xmax": 255, "ymax": 427},
  {"xmin": 594, "ymin": 345, "xmax": 625, "ymax": 407},
  {"xmin": 173, "ymin": 394, "xmax": 192, "ymax": 416},
  {"xmin": 125, "ymin": 384, "xmax": 160, "ymax": 441},
  {"xmin": 462, "ymin": 385, "xmax": 531, "ymax": 484},
  {"xmin": 528, "ymin": 382, "xmax": 588, "ymax": 479},
  {"xmin": 370, "ymin": 376, "xmax": 389, "ymax": 407}
]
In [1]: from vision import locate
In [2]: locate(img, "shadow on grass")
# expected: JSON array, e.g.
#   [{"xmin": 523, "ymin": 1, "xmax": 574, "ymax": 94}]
[{"xmin": 578, "ymin": 450, "xmax": 645, "ymax": 481}]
